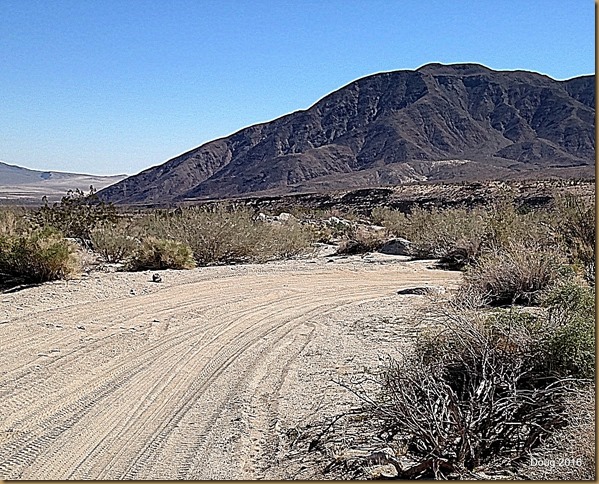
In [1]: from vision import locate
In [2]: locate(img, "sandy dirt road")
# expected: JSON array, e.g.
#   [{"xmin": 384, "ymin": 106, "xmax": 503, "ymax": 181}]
[{"xmin": 0, "ymin": 255, "xmax": 460, "ymax": 479}]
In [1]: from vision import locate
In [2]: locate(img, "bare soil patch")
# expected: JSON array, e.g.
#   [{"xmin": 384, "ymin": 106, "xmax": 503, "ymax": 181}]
[{"xmin": 0, "ymin": 254, "xmax": 459, "ymax": 479}]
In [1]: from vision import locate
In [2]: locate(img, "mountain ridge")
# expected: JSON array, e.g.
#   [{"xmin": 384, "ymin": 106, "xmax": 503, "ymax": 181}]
[
  {"xmin": 98, "ymin": 63, "xmax": 595, "ymax": 204},
  {"xmin": 0, "ymin": 161, "xmax": 127, "ymax": 204}
]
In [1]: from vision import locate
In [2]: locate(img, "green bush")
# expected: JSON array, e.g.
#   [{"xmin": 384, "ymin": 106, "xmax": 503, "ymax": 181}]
[
  {"xmin": 90, "ymin": 220, "xmax": 137, "ymax": 263},
  {"xmin": 135, "ymin": 205, "xmax": 315, "ymax": 265},
  {"xmin": 127, "ymin": 237, "xmax": 195, "ymax": 271},
  {"xmin": 540, "ymin": 281, "xmax": 595, "ymax": 379},
  {"xmin": 0, "ymin": 227, "xmax": 80, "ymax": 282},
  {"xmin": 32, "ymin": 187, "xmax": 118, "ymax": 239}
]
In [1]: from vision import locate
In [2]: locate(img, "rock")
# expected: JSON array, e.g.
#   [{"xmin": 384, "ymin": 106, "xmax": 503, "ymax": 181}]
[
  {"xmin": 152, "ymin": 273, "xmax": 162, "ymax": 283},
  {"xmin": 378, "ymin": 237, "xmax": 412, "ymax": 255},
  {"xmin": 276, "ymin": 212, "xmax": 296, "ymax": 222},
  {"xmin": 327, "ymin": 216, "xmax": 352, "ymax": 226},
  {"xmin": 397, "ymin": 287, "xmax": 430, "ymax": 295},
  {"xmin": 368, "ymin": 463, "xmax": 399, "ymax": 479},
  {"xmin": 76, "ymin": 325, "xmax": 86, "ymax": 330}
]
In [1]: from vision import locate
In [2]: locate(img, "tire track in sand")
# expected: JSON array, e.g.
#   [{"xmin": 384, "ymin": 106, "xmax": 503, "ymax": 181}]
[{"xmin": 0, "ymin": 260, "xmax": 459, "ymax": 479}]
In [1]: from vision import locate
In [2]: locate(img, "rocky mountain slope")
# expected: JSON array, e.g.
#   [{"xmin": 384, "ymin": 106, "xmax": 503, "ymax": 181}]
[
  {"xmin": 98, "ymin": 63, "xmax": 595, "ymax": 205},
  {"xmin": 0, "ymin": 161, "xmax": 126, "ymax": 204}
]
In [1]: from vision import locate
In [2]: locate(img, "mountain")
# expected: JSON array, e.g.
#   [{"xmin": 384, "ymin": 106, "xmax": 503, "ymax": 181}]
[
  {"xmin": 98, "ymin": 63, "xmax": 595, "ymax": 205},
  {"xmin": 0, "ymin": 161, "xmax": 127, "ymax": 205}
]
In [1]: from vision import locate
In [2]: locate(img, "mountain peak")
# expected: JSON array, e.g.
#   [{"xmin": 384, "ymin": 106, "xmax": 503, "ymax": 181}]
[{"xmin": 98, "ymin": 65, "xmax": 595, "ymax": 205}]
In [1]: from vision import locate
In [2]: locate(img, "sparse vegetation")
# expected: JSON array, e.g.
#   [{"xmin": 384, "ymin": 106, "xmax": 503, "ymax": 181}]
[
  {"xmin": 32, "ymin": 187, "xmax": 118, "ymax": 240},
  {"xmin": 135, "ymin": 205, "xmax": 315, "ymax": 265},
  {"xmin": 285, "ymin": 191, "xmax": 595, "ymax": 480},
  {"xmin": 335, "ymin": 225, "xmax": 389, "ymax": 255},
  {"xmin": 90, "ymin": 219, "xmax": 138, "ymax": 263},
  {"xmin": 127, "ymin": 237, "xmax": 196, "ymax": 271},
  {"xmin": 460, "ymin": 242, "xmax": 567, "ymax": 306},
  {"xmin": 300, "ymin": 286, "xmax": 595, "ymax": 479},
  {"xmin": 0, "ymin": 227, "xmax": 79, "ymax": 283}
]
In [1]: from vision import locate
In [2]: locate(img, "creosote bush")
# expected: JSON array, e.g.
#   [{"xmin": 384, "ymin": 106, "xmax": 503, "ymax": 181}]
[
  {"xmin": 127, "ymin": 237, "xmax": 195, "ymax": 271},
  {"xmin": 90, "ymin": 220, "xmax": 137, "ymax": 263},
  {"xmin": 0, "ymin": 227, "xmax": 79, "ymax": 283},
  {"xmin": 372, "ymin": 206, "xmax": 489, "ymax": 263},
  {"xmin": 136, "ymin": 205, "xmax": 315, "ymax": 265},
  {"xmin": 32, "ymin": 187, "xmax": 118, "ymax": 239},
  {"xmin": 539, "ymin": 280, "xmax": 595, "ymax": 379}
]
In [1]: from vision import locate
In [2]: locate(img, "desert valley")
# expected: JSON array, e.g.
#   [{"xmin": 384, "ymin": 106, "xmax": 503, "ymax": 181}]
[{"xmin": 0, "ymin": 63, "xmax": 595, "ymax": 480}]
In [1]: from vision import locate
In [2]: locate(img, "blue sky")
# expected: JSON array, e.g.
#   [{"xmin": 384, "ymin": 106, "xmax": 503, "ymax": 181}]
[{"xmin": 0, "ymin": 0, "xmax": 594, "ymax": 175}]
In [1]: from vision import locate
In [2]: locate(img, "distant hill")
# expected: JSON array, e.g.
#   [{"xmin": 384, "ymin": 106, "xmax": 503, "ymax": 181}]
[
  {"xmin": 95, "ymin": 63, "xmax": 594, "ymax": 205},
  {"xmin": 0, "ymin": 161, "xmax": 127, "ymax": 205}
]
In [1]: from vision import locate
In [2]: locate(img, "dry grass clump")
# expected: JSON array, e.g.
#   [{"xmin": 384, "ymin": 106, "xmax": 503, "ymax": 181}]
[{"xmin": 460, "ymin": 242, "xmax": 567, "ymax": 306}]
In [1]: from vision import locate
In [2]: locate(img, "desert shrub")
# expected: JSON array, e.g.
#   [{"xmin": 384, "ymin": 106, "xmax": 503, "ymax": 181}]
[
  {"xmin": 127, "ymin": 237, "xmax": 195, "ymax": 271},
  {"xmin": 135, "ymin": 205, "xmax": 315, "ymax": 265},
  {"xmin": 32, "ymin": 187, "xmax": 118, "ymax": 239},
  {"xmin": 485, "ymin": 201, "xmax": 555, "ymax": 250},
  {"xmin": 539, "ymin": 280, "xmax": 595, "ymax": 379},
  {"xmin": 253, "ymin": 221, "xmax": 316, "ymax": 261},
  {"xmin": 356, "ymin": 303, "xmax": 590, "ymax": 479},
  {"xmin": 461, "ymin": 242, "xmax": 567, "ymax": 306},
  {"xmin": 0, "ymin": 207, "xmax": 32, "ymax": 237},
  {"xmin": 549, "ymin": 195, "xmax": 596, "ymax": 283},
  {"xmin": 335, "ymin": 225, "xmax": 389, "ymax": 255},
  {"xmin": 0, "ymin": 227, "xmax": 79, "ymax": 282},
  {"xmin": 372, "ymin": 206, "xmax": 489, "ymax": 264},
  {"xmin": 90, "ymin": 220, "xmax": 137, "ymax": 263},
  {"xmin": 519, "ymin": 385, "xmax": 595, "ymax": 480}
]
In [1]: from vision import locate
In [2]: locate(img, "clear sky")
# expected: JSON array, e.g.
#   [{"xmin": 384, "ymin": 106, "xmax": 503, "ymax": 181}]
[{"xmin": 0, "ymin": 0, "xmax": 595, "ymax": 176}]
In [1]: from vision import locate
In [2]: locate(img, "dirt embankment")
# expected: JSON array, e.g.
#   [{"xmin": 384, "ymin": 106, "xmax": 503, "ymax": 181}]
[{"xmin": 0, "ymin": 254, "xmax": 460, "ymax": 479}]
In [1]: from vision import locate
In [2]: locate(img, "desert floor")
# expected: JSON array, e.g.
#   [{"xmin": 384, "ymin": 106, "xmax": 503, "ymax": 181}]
[{"xmin": 0, "ymin": 253, "xmax": 460, "ymax": 479}]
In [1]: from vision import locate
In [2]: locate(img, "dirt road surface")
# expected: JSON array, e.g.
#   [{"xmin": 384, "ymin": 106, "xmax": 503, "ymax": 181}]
[{"xmin": 0, "ymin": 254, "xmax": 460, "ymax": 479}]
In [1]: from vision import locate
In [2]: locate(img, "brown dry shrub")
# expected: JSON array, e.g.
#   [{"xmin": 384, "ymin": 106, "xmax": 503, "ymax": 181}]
[
  {"xmin": 460, "ymin": 242, "xmax": 567, "ymax": 306},
  {"xmin": 127, "ymin": 237, "xmax": 195, "ymax": 271},
  {"xmin": 335, "ymin": 225, "xmax": 389, "ymax": 255},
  {"xmin": 518, "ymin": 385, "xmax": 595, "ymax": 480}
]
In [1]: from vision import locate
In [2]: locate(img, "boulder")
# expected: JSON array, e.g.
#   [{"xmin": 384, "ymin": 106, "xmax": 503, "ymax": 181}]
[
  {"xmin": 379, "ymin": 237, "xmax": 412, "ymax": 255},
  {"xmin": 276, "ymin": 212, "xmax": 296, "ymax": 222}
]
